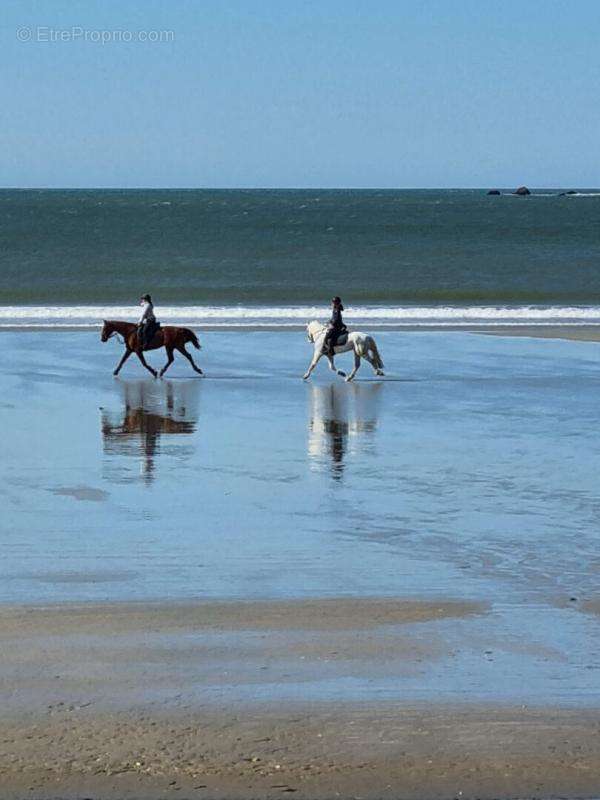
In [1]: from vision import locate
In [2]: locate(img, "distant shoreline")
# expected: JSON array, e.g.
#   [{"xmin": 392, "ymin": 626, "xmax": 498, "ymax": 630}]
[
  {"xmin": 1, "ymin": 186, "xmax": 600, "ymax": 191},
  {"xmin": 2, "ymin": 323, "xmax": 600, "ymax": 340}
]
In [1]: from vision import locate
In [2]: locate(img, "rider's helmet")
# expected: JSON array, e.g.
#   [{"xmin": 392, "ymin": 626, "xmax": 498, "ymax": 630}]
[
  {"xmin": 141, "ymin": 293, "xmax": 152, "ymax": 303},
  {"xmin": 332, "ymin": 296, "xmax": 344, "ymax": 310}
]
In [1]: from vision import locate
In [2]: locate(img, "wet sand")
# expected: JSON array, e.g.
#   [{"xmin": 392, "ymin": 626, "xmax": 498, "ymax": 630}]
[
  {"xmin": 5, "ymin": 323, "xmax": 600, "ymax": 338},
  {"xmin": 0, "ymin": 598, "xmax": 488, "ymax": 717},
  {"xmin": 480, "ymin": 324, "xmax": 600, "ymax": 341},
  {"xmin": 3, "ymin": 331, "xmax": 600, "ymax": 798},
  {"xmin": 2, "ymin": 599, "xmax": 600, "ymax": 800},
  {"xmin": 582, "ymin": 598, "xmax": 600, "ymax": 616},
  {"xmin": 0, "ymin": 596, "xmax": 485, "ymax": 635}
]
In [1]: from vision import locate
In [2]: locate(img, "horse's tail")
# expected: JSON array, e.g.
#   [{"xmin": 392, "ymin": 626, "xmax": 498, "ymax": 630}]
[
  {"xmin": 186, "ymin": 329, "xmax": 201, "ymax": 349},
  {"xmin": 367, "ymin": 336, "xmax": 384, "ymax": 370}
]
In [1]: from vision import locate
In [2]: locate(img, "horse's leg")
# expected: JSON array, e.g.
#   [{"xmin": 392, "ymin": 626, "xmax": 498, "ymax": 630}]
[
  {"xmin": 362, "ymin": 352, "xmax": 376, "ymax": 373},
  {"xmin": 345, "ymin": 352, "xmax": 361, "ymax": 382},
  {"xmin": 303, "ymin": 349, "xmax": 322, "ymax": 380},
  {"xmin": 113, "ymin": 348, "xmax": 132, "ymax": 376},
  {"xmin": 363, "ymin": 352, "xmax": 384, "ymax": 376},
  {"xmin": 326, "ymin": 354, "xmax": 346, "ymax": 379},
  {"xmin": 177, "ymin": 345, "xmax": 203, "ymax": 375},
  {"xmin": 136, "ymin": 350, "xmax": 158, "ymax": 378},
  {"xmin": 159, "ymin": 347, "xmax": 175, "ymax": 377}
]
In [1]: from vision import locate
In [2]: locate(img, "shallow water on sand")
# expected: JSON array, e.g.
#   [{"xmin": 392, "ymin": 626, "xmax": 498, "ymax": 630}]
[
  {"xmin": 2, "ymin": 329, "xmax": 600, "ymax": 604},
  {"xmin": 2, "ymin": 331, "xmax": 600, "ymax": 703}
]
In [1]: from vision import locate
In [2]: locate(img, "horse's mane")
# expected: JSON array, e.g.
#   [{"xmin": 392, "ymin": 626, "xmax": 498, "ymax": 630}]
[
  {"xmin": 307, "ymin": 320, "xmax": 326, "ymax": 338},
  {"xmin": 104, "ymin": 319, "xmax": 136, "ymax": 330}
]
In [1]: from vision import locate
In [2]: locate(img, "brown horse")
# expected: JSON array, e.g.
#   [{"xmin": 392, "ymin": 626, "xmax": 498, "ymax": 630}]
[{"xmin": 100, "ymin": 320, "xmax": 203, "ymax": 378}]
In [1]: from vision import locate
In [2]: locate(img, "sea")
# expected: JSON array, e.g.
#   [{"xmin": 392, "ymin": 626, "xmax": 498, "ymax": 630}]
[{"xmin": 1, "ymin": 187, "xmax": 600, "ymax": 327}]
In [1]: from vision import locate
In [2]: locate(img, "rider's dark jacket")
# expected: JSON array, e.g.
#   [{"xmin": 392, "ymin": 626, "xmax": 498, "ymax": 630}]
[
  {"xmin": 324, "ymin": 306, "xmax": 346, "ymax": 350},
  {"xmin": 329, "ymin": 306, "xmax": 345, "ymax": 333}
]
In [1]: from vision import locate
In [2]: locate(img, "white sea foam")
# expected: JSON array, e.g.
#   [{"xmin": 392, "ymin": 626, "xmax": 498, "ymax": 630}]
[{"xmin": 2, "ymin": 305, "xmax": 600, "ymax": 328}]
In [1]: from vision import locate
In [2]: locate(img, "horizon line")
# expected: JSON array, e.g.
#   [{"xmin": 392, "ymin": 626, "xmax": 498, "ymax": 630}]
[{"xmin": 0, "ymin": 185, "xmax": 595, "ymax": 191}]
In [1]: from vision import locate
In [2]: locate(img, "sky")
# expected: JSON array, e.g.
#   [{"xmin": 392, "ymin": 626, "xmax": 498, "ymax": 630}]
[{"xmin": 1, "ymin": 0, "xmax": 599, "ymax": 188}]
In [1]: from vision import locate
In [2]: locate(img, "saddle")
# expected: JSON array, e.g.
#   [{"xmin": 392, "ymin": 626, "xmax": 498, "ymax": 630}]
[
  {"xmin": 139, "ymin": 320, "xmax": 161, "ymax": 349},
  {"xmin": 322, "ymin": 328, "xmax": 348, "ymax": 354}
]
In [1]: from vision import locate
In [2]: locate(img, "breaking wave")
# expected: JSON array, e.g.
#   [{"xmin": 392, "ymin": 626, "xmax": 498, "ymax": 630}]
[{"xmin": 2, "ymin": 305, "xmax": 600, "ymax": 328}]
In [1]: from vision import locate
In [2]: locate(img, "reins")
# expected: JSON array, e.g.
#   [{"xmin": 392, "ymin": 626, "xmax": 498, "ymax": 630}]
[
  {"xmin": 103, "ymin": 323, "xmax": 130, "ymax": 346},
  {"xmin": 107, "ymin": 330, "xmax": 125, "ymax": 345}
]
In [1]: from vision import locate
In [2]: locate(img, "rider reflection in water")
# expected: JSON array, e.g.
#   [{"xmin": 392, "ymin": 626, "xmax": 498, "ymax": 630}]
[
  {"xmin": 323, "ymin": 296, "xmax": 347, "ymax": 356},
  {"xmin": 101, "ymin": 381, "xmax": 198, "ymax": 484}
]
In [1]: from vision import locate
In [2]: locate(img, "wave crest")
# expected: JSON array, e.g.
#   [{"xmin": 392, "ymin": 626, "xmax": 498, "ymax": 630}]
[{"xmin": 2, "ymin": 305, "xmax": 600, "ymax": 328}]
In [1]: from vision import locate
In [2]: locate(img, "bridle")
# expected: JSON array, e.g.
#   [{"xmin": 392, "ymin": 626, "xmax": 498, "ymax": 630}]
[{"xmin": 102, "ymin": 324, "xmax": 125, "ymax": 345}]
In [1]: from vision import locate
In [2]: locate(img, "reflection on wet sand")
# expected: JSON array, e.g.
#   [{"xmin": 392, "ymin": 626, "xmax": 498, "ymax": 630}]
[
  {"xmin": 307, "ymin": 383, "xmax": 382, "ymax": 479},
  {"xmin": 101, "ymin": 380, "xmax": 199, "ymax": 484}
]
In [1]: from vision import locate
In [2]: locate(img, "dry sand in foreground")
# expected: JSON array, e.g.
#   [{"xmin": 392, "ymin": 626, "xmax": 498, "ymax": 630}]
[
  {"xmin": 2, "ymin": 598, "xmax": 600, "ymax": 799},
  {"xmin": 3, "ymin": 705, "xmax": 600, "ymax": 800}
]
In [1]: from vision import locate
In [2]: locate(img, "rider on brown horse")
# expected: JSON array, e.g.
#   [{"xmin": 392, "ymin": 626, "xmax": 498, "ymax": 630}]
[
  {"xmin": 138, "ymin": 293, "xmax": 157, "ymax": 350},
  {"xmin": 101, "ymin": 299, "xmax": 202, "ymax": 378}
]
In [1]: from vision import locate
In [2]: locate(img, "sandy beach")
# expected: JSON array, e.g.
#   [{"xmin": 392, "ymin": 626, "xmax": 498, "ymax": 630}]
[
  {"xmin": 481, "ymin": 324, "xmax": 600, "ymax": 342},
  {"xmin": 5, "ymin": 703, "xmax": 600, "ymax": 800},
  {"xmin": 2, "ymin": 598, "xmax": 600, "ymax": 800},
  {"xmin": 3, "ymin": 330, "xmax": 600, "ymax": 798}
]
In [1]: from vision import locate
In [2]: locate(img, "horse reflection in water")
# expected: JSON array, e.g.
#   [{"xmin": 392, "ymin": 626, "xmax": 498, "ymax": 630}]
[
  {"xmin": 307, "ymin": 383, "xmax": 382, "ymax": 479},
  {"xmin": 101, "ymin": 380, "xmax": 199, "ymax": 484}
]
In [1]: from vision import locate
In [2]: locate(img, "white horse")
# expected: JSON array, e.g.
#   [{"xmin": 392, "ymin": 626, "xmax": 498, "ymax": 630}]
[{"xmin": 303, "ymin": 320, "xmax": 385, "ymax": 382}]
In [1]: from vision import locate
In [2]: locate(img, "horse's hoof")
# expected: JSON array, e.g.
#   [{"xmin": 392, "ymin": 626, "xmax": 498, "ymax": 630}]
[
  {"xmin": 302, "ymin": 374, "xmax": 310, "ymax": 380},
  {"xmin": 113, "ymin": 371, "xmax": 119, "ymax": 377}
]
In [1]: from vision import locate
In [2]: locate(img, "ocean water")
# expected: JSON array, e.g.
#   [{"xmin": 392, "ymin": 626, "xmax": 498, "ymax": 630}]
[{"xmin": 1, "ymin": 189, "xmax": 600, "ymax": 326}]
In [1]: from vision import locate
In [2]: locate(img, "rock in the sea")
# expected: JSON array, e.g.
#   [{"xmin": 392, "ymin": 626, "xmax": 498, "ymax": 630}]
[
  {"xmin": 513, "ymin": 186, "xmax": 531, "ymax": 195},
  {"xmin": 487, "ymin": 189, "xmax": 501, "ymax": 195}
]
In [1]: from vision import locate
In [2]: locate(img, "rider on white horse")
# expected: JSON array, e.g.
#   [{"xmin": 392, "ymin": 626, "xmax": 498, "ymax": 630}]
[
  {"xmin": 323, "ymin": 296, "xmax": 347, "ymax": 356},
  {"xmin": 304, "ymin": 304, "xmax": 385, "ymax": 382}
]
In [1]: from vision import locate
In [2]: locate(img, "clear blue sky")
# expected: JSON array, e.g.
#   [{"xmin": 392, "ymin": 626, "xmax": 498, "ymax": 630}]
[{"xmin": 2, "ymin": 0, "xmax": 599, "ymax": 188}]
